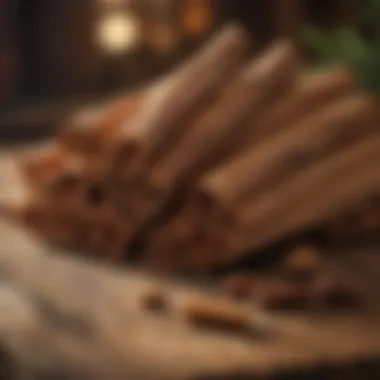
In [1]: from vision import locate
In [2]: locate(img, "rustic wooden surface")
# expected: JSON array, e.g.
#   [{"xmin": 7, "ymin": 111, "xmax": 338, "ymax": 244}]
[{"xmin": 1, "ymin": 146, "xmax": 380, "ymax": 379}]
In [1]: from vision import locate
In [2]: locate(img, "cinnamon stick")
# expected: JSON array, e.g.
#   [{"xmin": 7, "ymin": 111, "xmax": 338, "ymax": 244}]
[
  {"xmin": 200, "ymin": 93, "xmax": 377, "ymax": 209},
  {"xmin": 107, "ymin": 25, "xmax": 251, "ymax": 228},
  {"xmin": 244, "ymin": 65, "xmax": 356, "ymax": 143},
  {"xmin": 75, "ymin": 162, "xmax": 111, "ymax": 212},
  {"xmin": 87, "ymin": 211, "xmax": 129, "ymax": 261},
  {"xmin": 230, "ymin": 135, "xmax": 380, "ymax": 254},
  {"xmin": 19, "ymin": 144, "xmax": 69, "ymax": 191},
  {"xmin": 2, "ymin": 201, "xmax": 78, "ymax": 248},
  {"xmin": 159, "ymin": 135, "xmax": 380, "ymax": 270},
  {"xmin": 59, "ymin": 91, "xmax": 143, "ymax": 156},
  {"xmin": 109, "ymin": 24, "xmax": 250, "ymax": 181},
  {"xmin": 18, "ymin": 143, "xmax": 88, "ymax": 208},
  {"xmin": 182, "ymin": 296, "xmax": 253, "ymax": 336},
  {"xmin": 109, "ymin": 171, "xmax": 167, "ymax": 231},
  {"xmin": 148, "ymin": 39, "xmax": 299, "ymax": 190},
  {"xmin": 40, "ymin": 155, "xmax": 87, "ymax": 206},
  {"xmin": 152, "ymin": 65, "xmax": 355, "ymax": 192},
  {"xmin": 141, "ymin": 190, "xmax": 230, "ymax": 273}
]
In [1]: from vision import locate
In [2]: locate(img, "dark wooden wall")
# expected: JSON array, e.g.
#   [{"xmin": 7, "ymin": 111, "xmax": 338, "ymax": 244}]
[
  {"xmin": 0, "ymin": 0, "xmax": 360, "ymax": 107},
  {"xmin": 0, "ymin": 0, "xmax": 19, "ymax": 106}
]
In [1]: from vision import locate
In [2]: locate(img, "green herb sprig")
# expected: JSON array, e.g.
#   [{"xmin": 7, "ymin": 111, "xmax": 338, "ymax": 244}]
[{"xmin": 302, "ymin": 0, "xmax": 380, "ymax": 96}]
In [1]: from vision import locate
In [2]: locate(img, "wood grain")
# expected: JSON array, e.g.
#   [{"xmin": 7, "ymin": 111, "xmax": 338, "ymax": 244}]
[{"xmin": 0, "ymin": 148, "xmax": 380, "ymax": 379}]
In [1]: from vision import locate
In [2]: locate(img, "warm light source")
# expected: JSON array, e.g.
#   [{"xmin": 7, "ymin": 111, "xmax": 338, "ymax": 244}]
[{"xmin": 97, "ymin": 12, "xmax": 140, "ymax": 54}]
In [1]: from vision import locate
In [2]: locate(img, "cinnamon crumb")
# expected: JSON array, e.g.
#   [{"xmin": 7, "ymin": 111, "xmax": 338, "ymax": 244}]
[
  {"xmin": 221, "ymin": 273, "xmax": 261, "ymax": 299},
  {"xmin": 140, "ymin": 289, "xmax": 169, "ymax": 314},
  {"xmin": 310, "ymin": 272, "xmax": 361, "ymax": 310},
  {"xmin": 285, "ymin": 245, "xmax": 321, "ymax": 279},
  {"xmin": 182, "ymin": 297, "xmax": 252, "ymax": 334}
]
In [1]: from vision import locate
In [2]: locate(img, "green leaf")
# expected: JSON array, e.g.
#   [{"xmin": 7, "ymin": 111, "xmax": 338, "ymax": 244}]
[
  {"xmin": 301, "ymin": 4, "xmax": 380, "ymax": 97},
  {"xmin": 303, "ymin": 26, "xmax": 372, "ymax": 64},
  {"xmin": 352, "ymin": 49, "xmax": 380, "ymax": 95},
  {"xmin": 331, "ymin": 27, "xmax": 372, "ymax": 61},
  {"xmin": 302, "ymin": 27, "xmax": 339, "ymax": 62},
  {"xmin": 303, "ymin": 27, "xmax": 380, "ymax": 95}
]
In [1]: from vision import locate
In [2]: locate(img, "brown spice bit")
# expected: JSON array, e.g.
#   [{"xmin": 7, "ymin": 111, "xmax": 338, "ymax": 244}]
[
  {"xmin": 221, "ymin": 273, "xmax": 262, "ymax": 300},
  {"xmin": 310, "ymin": 272, "xmax": 362, "ymax": 310},
  {"xmin": 284, "ymin": 245, "xmax": 322, "ymax": 279},
  {"xmin": 251, "ymin": 278, "xmax": 309, "ymax": 311},
  {"xmin": 140, "ymin": 289, "xmax": 170, "ymax": 314},
  {"xmin": 182, "ymin": 297, "xmax": 252, "ymax": 335}
]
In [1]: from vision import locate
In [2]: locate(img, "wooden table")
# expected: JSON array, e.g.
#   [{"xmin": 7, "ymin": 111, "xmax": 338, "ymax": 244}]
[{"xmin": 0, "ymin": 145, "xmax": 380, "ymax": 379}]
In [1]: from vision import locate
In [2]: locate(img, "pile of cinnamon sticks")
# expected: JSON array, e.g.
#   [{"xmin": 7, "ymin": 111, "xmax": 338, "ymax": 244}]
[{"xmin": 7, "ymin": 23, "xmax": 380, "ymax": 272}]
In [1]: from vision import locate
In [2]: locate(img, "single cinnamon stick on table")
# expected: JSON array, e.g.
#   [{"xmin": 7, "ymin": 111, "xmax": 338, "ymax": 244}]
[
  {"xmin": 182, "ymin": 296, "xmax": 254, "ymax": 335},
  {"xmin": 148, "ymin": 39, "xmax": 299, "ymax": 190},
  {"xmin": 109, "ymin": 24, "xmax": 250, "ymax": 181},
  {"xmin": 200, "ymin": 93, "xmax": 377, "ymax": 210}
]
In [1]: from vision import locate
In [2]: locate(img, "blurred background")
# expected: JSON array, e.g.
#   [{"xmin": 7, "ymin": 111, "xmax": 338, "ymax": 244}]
[{"xmin": 0, "ymin": 0, "xmax": 364, "ymax": 140}]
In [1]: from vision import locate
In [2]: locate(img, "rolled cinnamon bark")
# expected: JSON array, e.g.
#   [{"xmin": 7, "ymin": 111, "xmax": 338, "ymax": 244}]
[
  {"xmin": 59, "ymin": 91, "xmax": 143, "ymax": 156},
  {"xmin": 141, "ymin": 189, "xmax": 230, "ymax": 273},
  {"xmin": 18, "ymin": 143, "xmax": 89, "ymax": 207},
  {"xmin": 19, "ymin": 144, "xmax": 69, "ymax": 191},
  {"xmin": 2, "ymin": 201, "xmax": 78, "ymax": 248},
  {"xmin": 200, "ymin": 93, "xmax": 377, "ymax": 209},
  {"xmin": 0, "ymin": 202, "xmax": 35, "ymax": 227},
  {"xmin": 148, "ymin": 39, "xmax": 299, "ymax": 190},
  {"xmin": 52, "ymin": 160, "xmax": 139, "ymax": 250},
  {"xmin": 40, "ymin": 155, "xmax": 87, "ymax": 205},
  {"xmin": 150, "ymin": 65, "xmax": 354, "ymax": 192},
  {"xmin": 244, "ymin": 65, "xmax": 356, "ymax": 143},
  {"xmin": 110, "ymin": 24, "xmax": 251, "ymax": 181},
  {"xmin": 230, "ymin": 134, "xmax": 380, "ymax": 254},
  {"xmin": 75, "ymin": 162, "xmax": 110, "ymax": 211},
  {"xmin": 109, "ymin": 171, "xmax": 167, "ymax": 233},
  {"xmin": 88, "ymin": 211, "xmax": 130, "ymax": 261}
]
